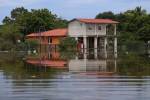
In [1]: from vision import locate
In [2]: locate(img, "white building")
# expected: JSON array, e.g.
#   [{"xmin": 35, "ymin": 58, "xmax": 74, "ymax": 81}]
[{"xmin": 68, "ymin": 18, "xmax": 119, "ymax": 58}]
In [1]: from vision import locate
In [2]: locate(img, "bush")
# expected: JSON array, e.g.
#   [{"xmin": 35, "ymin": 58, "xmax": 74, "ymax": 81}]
[
  {"xmin": 58, "ymin": 37, "xmax": 77, "ymax": 51},
  {"xmin": 25, "ymin": 40, "xmax": 39, "ymax": 51},
  {"xmin": 0, "ymin": 40, "xmax": 14, "ymax": 51}
]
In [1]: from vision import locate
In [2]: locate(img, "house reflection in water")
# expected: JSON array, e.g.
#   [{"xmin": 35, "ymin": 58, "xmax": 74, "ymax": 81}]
[
  {"xmin": 25, "ymin": 51, "xmax": 117, "ymax": 75},
  {"xmin": 26, "ymin": 51, "xmax": 67, "ymax": 69},
  {"xmin": 68, "ymin": 52, "xmax": 117, "ymax": 75}
]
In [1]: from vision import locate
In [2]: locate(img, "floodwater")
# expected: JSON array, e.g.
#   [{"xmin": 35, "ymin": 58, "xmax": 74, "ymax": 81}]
[{"xmin": 0, "ymin": 51, "xmax": 150, "ymax": 100}]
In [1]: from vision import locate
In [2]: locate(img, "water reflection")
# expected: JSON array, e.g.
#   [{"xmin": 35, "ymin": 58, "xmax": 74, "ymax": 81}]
[
  {"xmin": 0, "ymin": 52, "xmax": 150, "ymax": 100},
  {"xmin": 26, "ymin": 51, "xmax": 67, "ymax": 69},
  {"xmin": 69, "ymin": 53, "xmax": 117, "ymax": 75},
  {"xmin": 25, "ymin": 51, "xmax": 118, "ymax": 75}
]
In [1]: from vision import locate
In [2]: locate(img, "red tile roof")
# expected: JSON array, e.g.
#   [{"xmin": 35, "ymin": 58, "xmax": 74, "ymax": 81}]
[
  {"xmin": 73, "ymin": 18, "xmax": 119, "ymax": 24},
  {"xmin": 26, "ymin": 28, "xmax": 67, "ymax": 37},
  {"xmin": 42, "ymin": 28, "xmax": 67, "ymax": 37},
  {"xmin": 26, "ymin": 33, "xmax": 38, "ymax": 37}
]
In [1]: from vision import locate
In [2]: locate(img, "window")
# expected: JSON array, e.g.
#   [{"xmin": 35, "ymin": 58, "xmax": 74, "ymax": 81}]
[
  {"xmin": 88, "ymin": 27, "xmax": 92, "ymax": 30},
  {"xmin": 42, "ymin": 37, "xmax": 44, "ymax": 40},
  {"xmin": 48, "ymin": 37, "xmax": 52, "ymax": 43},
  {"xmin": 88, "ymin": 24, "xmax": 93, "ymax": 30},
  {"xmin": 98, "ymin": 25, "xmax": 102, "ymax": 30}
]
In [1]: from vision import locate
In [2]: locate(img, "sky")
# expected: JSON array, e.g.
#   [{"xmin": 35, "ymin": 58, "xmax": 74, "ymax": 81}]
[{"xmin": 0, "ymin": 0, "xmax": 150, "ymax": 24}]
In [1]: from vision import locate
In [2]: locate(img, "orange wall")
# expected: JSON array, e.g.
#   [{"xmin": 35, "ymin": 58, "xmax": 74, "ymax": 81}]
[
  {"xmin": 27, "ymin": 36, "xmax": 63, "ymax": 45},
  {"xmin": 52, "ymin": 37, "xmax": 60, "ymax": 44}
]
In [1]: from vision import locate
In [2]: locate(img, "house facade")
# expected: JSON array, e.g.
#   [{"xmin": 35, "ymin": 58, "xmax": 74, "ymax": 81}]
[
  {"xmin": 68, "ymin": 18, "xmax": 119, "ymax": 57},
  {"xmin": 26, "ymin": 18, "xmax": 118, "ymax": 58},
  {"xmin": 26, "ymin": 28, "xmax": 67, "ymax": 50}
]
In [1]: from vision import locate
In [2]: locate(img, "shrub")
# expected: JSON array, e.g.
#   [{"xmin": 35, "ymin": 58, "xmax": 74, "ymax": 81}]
[
  {"xmin": 58, "ymin": 37, "xmax": 77, "ymax": 51},
  {"xmin": 25, "ymin": 39, "xmax": 39, "ymax": 51}
]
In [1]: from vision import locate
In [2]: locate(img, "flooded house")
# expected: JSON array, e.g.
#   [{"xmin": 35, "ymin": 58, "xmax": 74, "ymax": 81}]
[
  {"xmin": 26, "ymin": 18, "xmax": 119, "ymax": 58},
  {"xmin": 26, "ymin": 28, "xmax": 67, "ymax": 50},
  {"xmin": 68, "ymin": 18, "xmax": 119, "ymax": 57}
]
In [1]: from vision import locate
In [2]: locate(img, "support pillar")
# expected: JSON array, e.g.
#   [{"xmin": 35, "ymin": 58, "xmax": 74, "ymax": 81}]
[
  {"xmin": 75, "ymin": 37, "xmax": 78, "ymax": 51},
  {"xmin": 75, "ymin": 55, "xmax": 78, "ymax": 60},
  {"xmin": 114, "ymin": 37, "xmax": 117, "ymax": 58},
  {"xmin": 104, "ymin": 37, "xmax": 107, "ymax": 58},
  {"xmin": 75, "ymin": 37, "xmax": 78, "ymax": 41},
  {"xmin": 94, "ymin": 37, "xmax": 98, "ymax": 59},
  {"xmin": 83, "ymin": 37, "xmax": 87, "ymax": 53},
  {"xmin": 114, "ymin": 24, "xmax": 117, "ymax": 58}
]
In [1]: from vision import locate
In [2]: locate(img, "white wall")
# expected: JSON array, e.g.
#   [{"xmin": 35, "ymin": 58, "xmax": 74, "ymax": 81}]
[
  {"xmin": 68, "ymin": 20, "xmax": 107, "ymax": 37},
  {"xmin": 86, "ymin": 24, "xmax": 107, "ymax": 36},
  {"xmin": 68, "ymin": 20, "xmax": 86, "ymax": 37}
]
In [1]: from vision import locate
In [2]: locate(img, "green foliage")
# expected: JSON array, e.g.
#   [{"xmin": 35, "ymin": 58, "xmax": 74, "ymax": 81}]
[
  {"xmin": 25, "ymin": 40, "xmax": 39, "ymax": 50},
  {"xmin": 11, "ymin": 7, "xmax": 28, "ymax": 19},
  {"xmin": 0, "ymin": 39, "xmax": 14, "ymax": 51},
  {"xmin": 95, "ymin": 11, "xmax": 116, "ymax": 19},
  {"xmin": 118, "ymin": 53, "xmax": 150, "ymax": 76},
  {"xmin": 137, "ymin": 24, "xmax": 150, "ymax": 43},
  {"xmin": 0, "ymin": 7, "xmax": 68, "ymax": 51},
  {"xmin": 60, "ymin": 51, "xmax": 76, "ymax": 60},
  {"xmin": 2, "ymin": 16, "xmax": 13, "ymax": 24},
  {"xmin": 0, "ymin": 24, "xmax": 22, "ymax": 44},
  {"xmin": 2, "ymin": 7, "xmax": 68, "ymax": 36},
  {"xmin": 0, "ymin": 23, "xmax": 23, "ymax": 51},
  {"xmin": 58, "ymin": 37, "xmax": 77, "ymax": 51},
  {"xmin": 96, "ymin": 6, "xmax": 150, "ymax": 46}
]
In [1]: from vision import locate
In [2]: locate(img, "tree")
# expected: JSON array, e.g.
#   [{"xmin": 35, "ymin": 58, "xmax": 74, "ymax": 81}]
[
  {"xmin": 2, "ymin": 16, "xmax": 13, "ymax": 24},
  {"xmin": 0, "ymin": 7, "xmax": 68, "ymax": 51},
  {"xmin": 2, "ymin": 7, "xmax": 68, "ymax": 37},
  {"xmin": 11, "ymin": 7, "xmax": 28, "ymax": 19},
  {"xmin": 58, "ymin": 37, "xmax": 77, "ymax": 51},
  {"xmin": 0, "ymin": 24, "xmax": 22, "ymax": 44},
  {"xmin": 95, "ymin": 6, "xmax": 150, "ymax": 52},
  {"xmin": 95, "ymin": 11, "xmax": 116, "ymax": 19},
  {"xmin": 138, "ymin": 24, "xmax": 150, "ymax": 43},
  {"xmin": 25, "ymin": 39, "xmax": 39, "ymax": 51},
  {"xmin": 134, "ymin": 6, "xmax": 146, "ymax": 16}
]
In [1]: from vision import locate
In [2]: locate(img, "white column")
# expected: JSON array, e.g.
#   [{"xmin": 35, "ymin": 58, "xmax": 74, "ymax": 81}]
[
  {"xmin": 114, "ymin": 24, "xmax": 117, "ymax": 35},
  {"xmin": 75, "ymin": 55, "xmax": 78, "ymax": 60},
  {"xmin": 104, "ymin": 37, "xmax": 107, "ymax": 58},
  {"xmin": 94, "ymin": 37, "xmax": 98, "ymax": 59},
  {"xmin": 75, "ymin": 37, "xmax": 78, "ymax": 41},
  {"xmin": 114, "ymin": 37, "xmax": 117, "ymax": 58},
  {"xmin": 94, "ymin": 37, "xmax": 98, "ymax": 49},
  {"xmin": 75, "ymin": 37, "xmax": 78, "ymax": 51},
  {"xmin": 95, "ymin": 24, "xmax": 97, "ymax": 35},
  {"xmin": 114, "ymin": 24, "xmax": 117, "ymax": 58},
  {"xmin": 83, "ymin": 37, "xmax": 87, "ymax": 53}
]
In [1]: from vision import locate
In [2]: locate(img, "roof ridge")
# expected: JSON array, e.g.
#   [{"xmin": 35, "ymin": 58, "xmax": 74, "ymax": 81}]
[{"xmin": 73, "ymin": 18, "xmax": 119, "ymax": 24}]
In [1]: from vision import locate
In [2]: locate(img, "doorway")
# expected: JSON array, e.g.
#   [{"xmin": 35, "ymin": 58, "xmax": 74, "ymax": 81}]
[{"xmin": 88, "ymin": 37, "xmax": 94, "ymax": 50}]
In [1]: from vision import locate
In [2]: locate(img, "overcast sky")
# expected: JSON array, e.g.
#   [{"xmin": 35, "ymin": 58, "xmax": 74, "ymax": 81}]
[{"xmin": 0, "ymin": 0, "xmax": 150, "ymax": 24}]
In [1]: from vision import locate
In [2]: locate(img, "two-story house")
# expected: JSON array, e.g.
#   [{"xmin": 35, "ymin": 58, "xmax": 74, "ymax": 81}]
[
  {"xmin": 26, "ymin": 18, "xmax": 119, "ymax": 58},
  {"xmin": 68, "ymin": 18, "xmax": 119, "ymax": 57}
]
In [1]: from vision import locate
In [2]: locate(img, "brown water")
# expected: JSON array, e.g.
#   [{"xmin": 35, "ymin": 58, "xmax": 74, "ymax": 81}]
[{"xmin": 0, "ymin": 52, "xmax": 150, "ymax": 100}]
